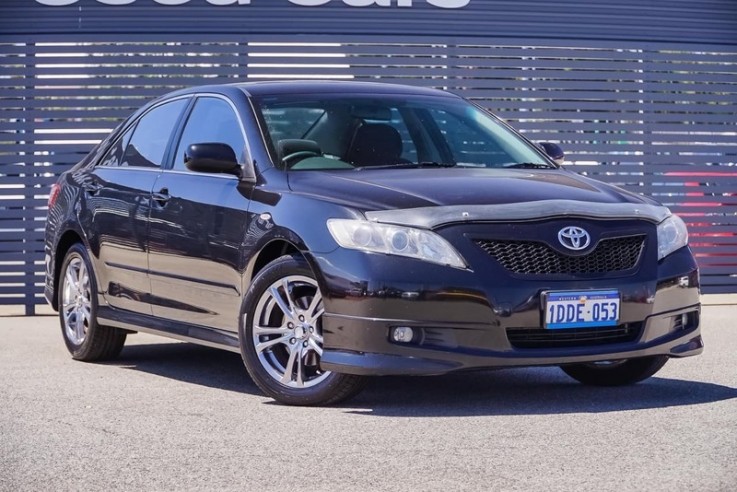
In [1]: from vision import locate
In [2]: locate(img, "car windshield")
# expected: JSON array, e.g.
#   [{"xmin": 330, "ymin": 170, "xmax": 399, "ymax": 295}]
[{"xmin": 251, "ymin": 93, "xmax": 553, "ymax": 171}]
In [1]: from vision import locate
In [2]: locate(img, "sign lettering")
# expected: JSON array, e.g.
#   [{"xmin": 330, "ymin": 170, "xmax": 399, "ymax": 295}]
[{"xmin": 35, "ymin": 0, "xmax": 471, "ymax": 8}]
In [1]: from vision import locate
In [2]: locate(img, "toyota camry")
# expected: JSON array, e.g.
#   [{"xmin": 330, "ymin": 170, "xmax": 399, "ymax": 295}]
[{"xmin": 44, "ymin": 81, "xmax": 702, "ymax": 405}]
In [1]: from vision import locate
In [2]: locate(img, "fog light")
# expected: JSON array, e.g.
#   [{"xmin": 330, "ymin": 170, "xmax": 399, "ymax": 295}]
[{"xmin": 391, "ymin": 326, "xmax": 414, "ymax": 343}]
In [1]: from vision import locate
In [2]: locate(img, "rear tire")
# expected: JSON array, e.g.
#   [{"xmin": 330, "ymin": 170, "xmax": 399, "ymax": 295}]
[
  {"xmin": 239, "ymin": 254, "xmax": 367, "ymax": 406},
  {"xmin": 58, "ymin": 243, "xmax": 126, "ymax": 361},
  {"xmin": 561, "ymin": 356, "xmax": 668, "ymax": 386}
]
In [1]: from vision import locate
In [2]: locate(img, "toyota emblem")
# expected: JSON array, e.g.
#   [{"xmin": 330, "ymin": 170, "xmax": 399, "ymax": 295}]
[{"xmin": 558, "ymin": 226, "xmax": 591, "ymax": 251}]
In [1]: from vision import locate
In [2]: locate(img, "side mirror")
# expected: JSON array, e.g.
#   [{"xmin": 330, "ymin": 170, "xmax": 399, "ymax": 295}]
[
  {"xmin": 539, "ymin": 142, "xmax": 565, "ymax": 165},
  {"xmin": 185, "ymin": 143, "xmax": 241, "ymax": 176}
]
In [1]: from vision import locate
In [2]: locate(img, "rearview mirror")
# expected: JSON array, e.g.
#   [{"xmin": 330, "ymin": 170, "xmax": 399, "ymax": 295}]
[
  {"xmin": 539, "ymin": 142, "xmax": 565, "ymax": 165},
  {"xmin": 185, "ymin": 143, "xmax": 241, "ymax": 176}
]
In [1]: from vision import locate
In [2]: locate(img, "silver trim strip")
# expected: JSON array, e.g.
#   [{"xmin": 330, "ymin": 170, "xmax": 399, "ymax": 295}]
[
  {"xmin": 94, "ymin": 166, "xmax": 162, "ymax": 173},
  {"xmin": 157, "ymin": 168, "xmax": 238, "ymax": 180}
]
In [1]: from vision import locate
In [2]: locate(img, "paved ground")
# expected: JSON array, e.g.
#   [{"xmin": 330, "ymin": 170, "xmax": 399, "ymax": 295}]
[{"xmin": 1, "ymin": 307, "xmax": 735, "ymax": 492}]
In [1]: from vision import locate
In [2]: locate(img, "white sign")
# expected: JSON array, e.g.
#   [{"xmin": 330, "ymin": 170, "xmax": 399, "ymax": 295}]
[{"xmin": 36, "ymin": 0, "xmax": 471, "ymax": 8}]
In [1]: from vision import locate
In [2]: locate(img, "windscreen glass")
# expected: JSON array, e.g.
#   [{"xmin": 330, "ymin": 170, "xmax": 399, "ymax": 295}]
[{"xmin": 252, "ymin": 93, "xmax": 552, "ymax": 171}]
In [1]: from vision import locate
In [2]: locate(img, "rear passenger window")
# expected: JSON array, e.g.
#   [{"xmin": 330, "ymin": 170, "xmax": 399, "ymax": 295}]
[
  {"xmin": 122, "ymin": 99, "xmax": 188, "ymax": 168},
  {"xmin": 98, "ymin": 126, "xmax": 134, "ymax": 167}
]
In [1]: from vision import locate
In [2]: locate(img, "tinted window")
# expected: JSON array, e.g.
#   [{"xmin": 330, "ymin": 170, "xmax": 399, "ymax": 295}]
[
  {"xmin": 123, "ymin": 99, "xmax": 188, "ymax": 168},
  {"xmin": 98, "ymin": 126, "xmax": 134, "ymax": 167},
  {"xmin": 173, "ymin": 97, "xmax": 246, "ymax": 171}
]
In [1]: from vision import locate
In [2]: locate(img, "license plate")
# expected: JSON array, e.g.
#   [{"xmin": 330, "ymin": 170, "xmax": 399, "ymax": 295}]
[{"xmin": 544, "ymin": 290, "xmax": 620, "ymax": 329}]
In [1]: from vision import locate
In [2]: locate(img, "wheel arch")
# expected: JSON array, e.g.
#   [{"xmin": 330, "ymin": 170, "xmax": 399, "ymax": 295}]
[
  {"xmin": 249, "ymin": 239, "xmax": 302, "ymax": 282},
  {"xmin": 246, "ymin": 237, "xmax": 332, "ymax": 306},
  {"xmin": 51, "ymin": 230, "xmax": 85, "ymax": 310}
]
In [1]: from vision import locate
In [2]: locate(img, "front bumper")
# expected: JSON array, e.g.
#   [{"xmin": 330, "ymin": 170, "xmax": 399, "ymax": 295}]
[
  {"xmin": 312, "ymin": 245, "xmax": 702, "ymax": 376},
  {"xmin": 319, "ymin": 305, "xmax": 702, "ymax": 375}
]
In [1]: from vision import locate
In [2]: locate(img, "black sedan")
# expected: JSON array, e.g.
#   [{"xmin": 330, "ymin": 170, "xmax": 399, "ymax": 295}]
[{"xmin": 44, "ymin": 81, "xmax": 702, "ymax": 405}]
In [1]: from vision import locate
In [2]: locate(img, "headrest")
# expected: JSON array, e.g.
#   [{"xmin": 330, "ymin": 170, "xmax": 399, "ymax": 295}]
[{"xmin": 346, "ymin": 123, "xmax": 403, "ymax": 166}]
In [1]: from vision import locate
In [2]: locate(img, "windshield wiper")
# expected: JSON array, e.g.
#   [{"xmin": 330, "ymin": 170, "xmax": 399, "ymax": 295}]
[
  {"xmin": 354, "ymin": 161, "xmax": 457, "ymax": 171},
  {"xmin": 501, "ymin": 162, "xmax": 555, "ymax": 169}
]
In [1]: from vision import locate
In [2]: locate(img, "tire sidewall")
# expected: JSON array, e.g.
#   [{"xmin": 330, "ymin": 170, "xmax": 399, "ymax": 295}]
[
  {"xmin": 561, "ymin": 356, "xmax": 668, "ymax": 386},
  {"xmin": 58, "ymin": 243, "xmax": 100, "ymax": 359}
]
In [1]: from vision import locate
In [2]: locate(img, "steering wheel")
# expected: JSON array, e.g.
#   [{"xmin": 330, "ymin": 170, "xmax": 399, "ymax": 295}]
[{"xmin": 281, "ymin": 150, "xmax": 320, "ymax": 168}]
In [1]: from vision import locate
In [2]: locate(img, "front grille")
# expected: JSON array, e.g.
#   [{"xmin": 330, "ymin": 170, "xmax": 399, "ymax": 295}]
[
  {"xmin": 475, "ymin": 235, "xmax": 645, "ymax": 275},
  {"xmin": 507, "ymin": 323, "xmax": 642, "ymax": 349}
]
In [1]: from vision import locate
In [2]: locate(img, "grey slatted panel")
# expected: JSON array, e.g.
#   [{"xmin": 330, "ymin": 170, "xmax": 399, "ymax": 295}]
[{"xmin": 0, "ymin": 35, "xmax": 735, "ymax": 316}]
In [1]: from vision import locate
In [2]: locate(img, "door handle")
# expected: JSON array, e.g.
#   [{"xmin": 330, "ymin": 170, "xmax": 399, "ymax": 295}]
[{"xmin": 153, "ymin": 187, "xmax": 170, "ymax": 206}]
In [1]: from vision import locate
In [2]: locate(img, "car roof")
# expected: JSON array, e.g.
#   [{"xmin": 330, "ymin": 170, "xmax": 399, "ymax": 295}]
[
  {"xmin": 161, "ymin": 80, "xmax": 459, "ymax": 100},
  {"xmin": 235, "ymin": 80, "xmax": 457, "ymax": 98}
]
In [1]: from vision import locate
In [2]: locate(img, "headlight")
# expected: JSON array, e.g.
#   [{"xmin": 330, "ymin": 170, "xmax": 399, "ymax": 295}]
[
  {"xmin": 657, "ymin": 214, "xmax": 689, "ymax": 260},
  {"xmin": 327, "ymin": 218, "xmax": 467, "ymax": 269}
]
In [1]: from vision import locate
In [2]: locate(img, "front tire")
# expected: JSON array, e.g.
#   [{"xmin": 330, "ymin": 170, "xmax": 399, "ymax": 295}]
[
  {"xmin": 58, "ymin": 243, "xmax": 126, "ymax": 361},
  {"xmin": 239, "ymin": 254, "xmax": 366, "ymax": 406},
  {"xmin": 560, "ymin": 356, "xmax": 668, "ymax": 386}
]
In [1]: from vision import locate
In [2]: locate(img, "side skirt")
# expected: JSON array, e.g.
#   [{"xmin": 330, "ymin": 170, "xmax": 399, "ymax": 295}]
[{"xmin": 97, "ymin": 305, "xmax": 241, "ymax": 354}]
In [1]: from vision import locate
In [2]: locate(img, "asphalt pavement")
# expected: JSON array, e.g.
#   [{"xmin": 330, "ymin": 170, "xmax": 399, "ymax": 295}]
[{"xmin": 1, "ymin": 306, "xmax": 736, "ymax": 491}]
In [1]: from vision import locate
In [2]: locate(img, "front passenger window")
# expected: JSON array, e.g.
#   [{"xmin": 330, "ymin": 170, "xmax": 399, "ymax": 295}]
[
  {"xmin": 122, "ymin": 99, "xmax": 188, "ymax": 168},
  {"xmin": 173, "ymin": 97, "xmax": 246, "ymax": 171}
]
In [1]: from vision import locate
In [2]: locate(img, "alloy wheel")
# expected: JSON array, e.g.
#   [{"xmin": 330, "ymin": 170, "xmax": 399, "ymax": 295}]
[
  {"xmin": 251, "ymin": 275, "xmax": 330, "ymax": 388},
  {"xmin": 61, "ymin": 255, "xmax": 91, "ymax": 345}
]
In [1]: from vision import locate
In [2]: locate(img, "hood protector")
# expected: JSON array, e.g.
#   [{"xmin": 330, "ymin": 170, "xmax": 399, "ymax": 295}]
[{"xmin": 364, "ymin": 200, "xmax": 671, "ymax": 229}]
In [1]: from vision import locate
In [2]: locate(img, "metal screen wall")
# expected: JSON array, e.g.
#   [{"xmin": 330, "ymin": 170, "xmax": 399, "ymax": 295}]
[{"xmin": 1, "ymin": 19, "xmax": 736, "ymax": 313}]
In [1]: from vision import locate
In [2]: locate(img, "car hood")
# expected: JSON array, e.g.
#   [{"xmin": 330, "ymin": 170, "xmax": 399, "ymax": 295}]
[{"xmin": 287, "ymin": 168, "xmax": 668, "ymax": 226}]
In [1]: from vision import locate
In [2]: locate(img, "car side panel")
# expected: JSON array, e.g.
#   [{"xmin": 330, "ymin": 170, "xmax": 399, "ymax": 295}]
[
  {"xmin": 147, "ymin": 171, "xmax": 252, "ymax": 332},
  {"xmin": 80, "ymin": 167, "xmax": 160, "ymax": 315}
]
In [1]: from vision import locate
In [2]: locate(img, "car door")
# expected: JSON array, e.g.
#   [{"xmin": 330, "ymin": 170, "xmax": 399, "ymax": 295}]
[
  {"xmin": 147, "ymin": 95, "xmax": 252, "ymax": 332},
  {"xmin": 82, "ymin": 97, "xmax": 189, "ymax": 315}
]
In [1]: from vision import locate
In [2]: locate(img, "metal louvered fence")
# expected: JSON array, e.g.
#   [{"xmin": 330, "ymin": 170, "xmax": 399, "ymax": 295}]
[{"xmin": 1, "ymin": 33, "xmax": 736, "ymax": 313}]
